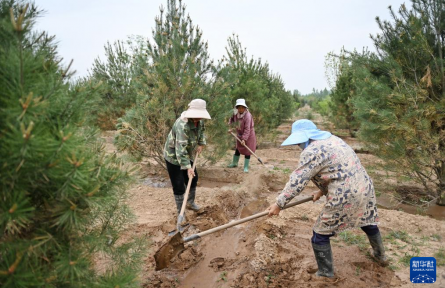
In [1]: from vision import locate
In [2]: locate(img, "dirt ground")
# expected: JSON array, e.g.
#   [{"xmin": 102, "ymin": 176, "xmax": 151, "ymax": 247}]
[{"xmin": 102, "ymin": 110, "xmax": 445, "ymax": 288}]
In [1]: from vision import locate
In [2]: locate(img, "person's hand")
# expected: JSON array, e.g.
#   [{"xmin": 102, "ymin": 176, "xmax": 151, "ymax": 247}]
[
  {"xmin": 196, "ymin": 145, "xmax": 204, "ymax": 154},
  {"xmin": 227, "ymin": 128, "xmax": 232, "ymax": 134},
  {"xmin": 241, "ymin": 140, "xmax": 246, "ymax": 146},
  {"xmin": 312, "ymin": 190, "xmax": 324, "ymax": 202},
  {"xmin": 266, "ymin": 203, "xmax": 281, "ymax": 217},
  {"xmin": 187, "ymin": 168, "xmax": 195, "ymax": 178}
]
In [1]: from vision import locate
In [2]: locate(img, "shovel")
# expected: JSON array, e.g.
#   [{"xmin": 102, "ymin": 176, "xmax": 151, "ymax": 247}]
[
  {"xmin": 155, "ymin": 195, "xmax": 313, "ymax": 270},
  {"xmin": 230, "ymin": 131, "xmax": 265, "ymax": 166},
  {"xmin": 168, "ymin": 153, "xmax": 199, "ymax": 237}
]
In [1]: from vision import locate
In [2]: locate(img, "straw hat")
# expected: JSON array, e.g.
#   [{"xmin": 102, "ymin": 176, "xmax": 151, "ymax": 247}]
[
  {"xmin": 183, "ymin": 99, "xmax": 211, "ymax": 119},
  {"xmin": 281, "ymin": 119, "xmax": 331, "ymax": 146},
  {"xmin": 235, "ymin": 99, "xmax": 248, "ymax": 108}
]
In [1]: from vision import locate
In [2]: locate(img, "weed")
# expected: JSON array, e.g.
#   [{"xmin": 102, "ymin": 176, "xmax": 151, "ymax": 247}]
[
  {"xmin": 300, "ymin": 214, "xmax": 309, "ymax": 221},
  {"xmin": 435, "ymin": 248, "xmax": 445, "ymax": 266},
  {"xmin": 355, "ymin": 265, "xmax": 361, "ymax": 276},
  {"xmin": 338, "ymin": 231, "xmax": 368, "ymax": 250},
  {"xmin": 431, "ymin": 234, "xmax": 442, "ymax": 242},
  {"xmin": 420, "ymin": 235, "xmax": 430, "ymax": 242},
  {"xmin": 388, "ymin": 264, "xmax": 398, "ymax": 271},
  {"xmin": 375, "ymin": 190, "xmax": 382, "ymax": 197},
  {"xmin": 386, "ymin": 230, "xmax": 411, "ymax": 243},
  {"xmin": 268, "ymin": 234, "xmax": 276, "ymax": 240},
  {"xmin": 265, "ymin": 273, "xmax": 275, "ymax": 285},
  {"xmin": 416, "ymin": 206, "xmax": 427, "ymax": 216},
  {"xmin": 217, "ymin": 271, "xmax": 228, "ymax": 282},
  {"xmin": 399, "ymin": 252, "xmax": 418, "ymax": 267},
  {"xmin": 282, "ymin": 168, "xmax": 291, "ymax": 173}
]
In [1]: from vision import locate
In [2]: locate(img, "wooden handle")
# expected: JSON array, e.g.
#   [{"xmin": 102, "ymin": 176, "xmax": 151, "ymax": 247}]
[
  {"xmin": 230, "ymin": 132, "xmax": 264, "ymax": 165},
  {"xmin": 178, "ymin": 153, "xmax": 199, "ymax": 220},
  {"xmin": 183, "ymin": 196, "xmax": 313, "ymax": 242}
]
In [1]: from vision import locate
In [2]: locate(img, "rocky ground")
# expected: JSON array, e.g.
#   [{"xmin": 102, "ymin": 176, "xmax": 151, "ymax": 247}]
[{"xmin": 101, "ymin": 109, "xmax": 445, "ymax": 288}]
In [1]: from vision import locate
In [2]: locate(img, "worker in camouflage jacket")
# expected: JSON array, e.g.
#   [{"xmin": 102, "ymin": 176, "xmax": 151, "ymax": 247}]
[{"xmin": 164, "ymin": 99, "xmax": 211, "ymax": 220}]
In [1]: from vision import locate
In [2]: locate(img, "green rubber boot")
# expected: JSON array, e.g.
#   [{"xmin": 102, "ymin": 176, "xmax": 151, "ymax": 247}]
[
  {"xmin": 227, "ymin": 155, "xmax": 240, "ymax": 168},
  {"xmin": 243, "ymin": 158, "xmax": 250, "ymax": 173}
]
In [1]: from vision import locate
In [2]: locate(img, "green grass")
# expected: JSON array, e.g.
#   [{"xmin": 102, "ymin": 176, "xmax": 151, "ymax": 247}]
[
  {"xmin": 337, "ymin": 231, "xmax": 368, "ymax": 250},
  {"xmin": 299, "ymin": 214, "xmax": 309, "ymax": 221},
  {"xmin": 399, "ymin": 252, "xmax": 419, "ymax": 267},
  {"xmin": 431, "ymin": 234, "xmax": 442, "ymax": 242},
  {"xmin": 385, "ymin": 230, "xmax": 411, "ymax": 243},
  {"xmin": 435, "ymin": 248, "xmax": 445, "ymax": 266},
  {"xmin": 282, "ymin": 168, "xmax": 291, "ymax": 173},
  {"xmin": 217, "ymin": 271, "xmax": 228, "ymax": 282},
  {"xmin": 375, "ymin": 189, "xmax": 382, "ymax": 197}
]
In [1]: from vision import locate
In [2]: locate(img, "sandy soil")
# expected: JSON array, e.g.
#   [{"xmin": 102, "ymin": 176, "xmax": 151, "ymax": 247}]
[{"xmin": 102, "ymin": 111, "xmax": 445, "ymax": 288}]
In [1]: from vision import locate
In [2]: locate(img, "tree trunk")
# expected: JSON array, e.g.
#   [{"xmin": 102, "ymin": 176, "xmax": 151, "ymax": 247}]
[
  {"xmin": 437, "ymin": 165, "xmax": 445, "ymax": 206},
  {"xmin": 437, "ymin": 184, "xmax": 445, "ymax": 206}
]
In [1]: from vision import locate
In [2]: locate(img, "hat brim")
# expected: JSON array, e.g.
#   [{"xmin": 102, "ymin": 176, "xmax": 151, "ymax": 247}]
[
  {"xmin": 235, "ymin": 104, "xmax": 248, "ymax": 108},
  {"xmin": 281, "ymin": 131, "xmax": 309, "ymax": 146},
  {"xmin": 281, "ymin": 130, "xmax": 332, "ymax": 146},
  {"xmin": 183, "ymin": 109, "xmax": 211, "ymax": 119}
]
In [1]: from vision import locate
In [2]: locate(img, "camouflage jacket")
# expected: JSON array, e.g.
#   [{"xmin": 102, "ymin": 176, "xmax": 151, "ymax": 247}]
[{"xmin": 163, "ymin": 113, "xmax": 206, "ymax": 169}]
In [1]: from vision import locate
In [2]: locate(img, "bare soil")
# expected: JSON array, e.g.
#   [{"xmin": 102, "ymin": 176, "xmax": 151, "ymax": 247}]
[{"xmin": 102, "ymin": 110, "xmax": 445, "ymax": 288}]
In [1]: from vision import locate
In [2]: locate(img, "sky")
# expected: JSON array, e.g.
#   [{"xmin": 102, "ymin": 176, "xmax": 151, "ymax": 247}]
[{"xmin": 34, "ymin": 0, "xmax": 409, "ymax": 94}]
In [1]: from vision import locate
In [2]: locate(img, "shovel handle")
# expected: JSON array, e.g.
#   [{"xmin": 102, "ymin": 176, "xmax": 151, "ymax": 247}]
[
  {"xmin": 183, "ymin": 195, "xmax": 313, "ymax": 242},
  {"xmin": 230, "ymin": 132, "xmax": 264, "ymax": 166},
  {"xmin": 177, "ymin": 153, "xmax": 199, "ymax": 224}
]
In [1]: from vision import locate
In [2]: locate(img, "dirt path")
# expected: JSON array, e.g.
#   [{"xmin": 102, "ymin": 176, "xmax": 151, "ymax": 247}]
[{"xmin": 104, "ymin": 110, "xmax": 445, "ymax": 288}]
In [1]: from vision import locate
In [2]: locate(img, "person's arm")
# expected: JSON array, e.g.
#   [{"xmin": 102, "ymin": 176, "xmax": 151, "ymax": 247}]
[
  {"xmin": 240, "ymin": 113, "xmax": 252, "ymax": 141},
  {"xmin": 312, "ymin": 178, "xmax": 329, "ymax": 195},
  {"xmin": 276, "ymin": 152, "xmax": 320, "ymax": 208},
  {"xmin": 175, "ymin": 123, "xmax": 191, "ymax": 170},
  {"xmin": 268, "ymin": 151, "xmax": 321, "ymax": 217}
]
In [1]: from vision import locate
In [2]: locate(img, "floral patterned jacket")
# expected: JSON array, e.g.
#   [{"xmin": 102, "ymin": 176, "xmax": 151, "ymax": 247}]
[{"xmin": 276, "ymin": 135, "xmax": 379, "ymax": 235}]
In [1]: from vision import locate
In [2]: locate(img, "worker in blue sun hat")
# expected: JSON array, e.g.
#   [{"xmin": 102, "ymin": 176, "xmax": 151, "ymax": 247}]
[{"xmin": 266, "ymin": 119, "xmax": 387, "ymax": 278}]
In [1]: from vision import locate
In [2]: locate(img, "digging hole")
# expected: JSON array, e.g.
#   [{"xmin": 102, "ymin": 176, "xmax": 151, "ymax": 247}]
[{"xmin": 154, "ymin": 204, "xmax": 230, "ymax": 271}]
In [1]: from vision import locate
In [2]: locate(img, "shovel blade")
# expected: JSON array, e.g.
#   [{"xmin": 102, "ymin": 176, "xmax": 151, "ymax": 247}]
[
  {"xmin": 154, "ymin": 232, "xmax": 185, "ymax": 270},
  {"xmin": 167, "ymin": 223, "xmax": 189, "ymax": 236}
]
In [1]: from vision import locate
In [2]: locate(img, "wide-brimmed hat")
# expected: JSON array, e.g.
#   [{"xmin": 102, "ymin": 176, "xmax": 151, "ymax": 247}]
[
  {"xmin": 235, "ymin": 99, "xmax": 248, "ymax": 108},
  {"xmin": 183, "ymin": 99, "xmax": 211, "ymax": 119},
  {"xmin": 281, "ymin": 119, "xmax": 331, "ymax": 146}
]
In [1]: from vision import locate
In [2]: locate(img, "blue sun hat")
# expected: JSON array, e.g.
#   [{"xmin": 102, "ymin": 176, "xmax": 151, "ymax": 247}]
[{"xmin": 281, "ymin": 119, "xmax": 332, "ymax": 146}]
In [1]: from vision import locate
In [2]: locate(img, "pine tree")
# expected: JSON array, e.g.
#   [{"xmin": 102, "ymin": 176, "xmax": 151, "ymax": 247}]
[
  {"xmin": 115, "ymin": 0, "xmax": 232, "ymax": 167},
  {"xmin": 349, "ymin": 0, "xmax": 445, "ymax": 205},
  {"xmin": 0, "ymin": 1, "xmax": 143, "ymax": 287},
  {"xmin": 221, "ymin": 35, "xmax": 294, "ymax": 137},
  {"xmin": 89, "ymin": 40, "xmax": 137, "ymax": 130},
  {"xmin": 326, "ymin": 51, "xmax": 359, "ymax": 135}
]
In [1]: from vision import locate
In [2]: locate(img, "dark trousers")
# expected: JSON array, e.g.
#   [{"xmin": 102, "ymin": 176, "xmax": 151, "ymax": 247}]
[
  {"xmin": 311, "ymin": 225, "xmax": 380, "ymax": 245},
  {"xmin": 234, "ymin": 149, "xmax": 250, "ymax": 159},
  {"xmin": 165, "ymin": 160, "xmax": 198, "ymax": 195}
]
